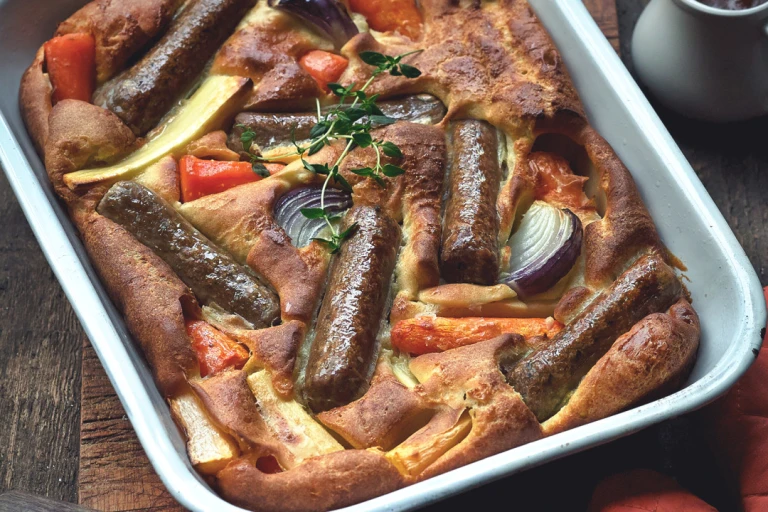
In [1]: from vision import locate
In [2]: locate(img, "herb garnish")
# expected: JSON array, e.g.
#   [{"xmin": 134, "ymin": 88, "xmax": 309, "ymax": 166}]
[{"xmin": 239, "ymin": 50, "xmax": 422, "ymax": 253}]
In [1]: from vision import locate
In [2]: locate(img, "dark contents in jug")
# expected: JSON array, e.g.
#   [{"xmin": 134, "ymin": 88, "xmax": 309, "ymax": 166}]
[{"xmin": 696, "ymin": 0, "xmax": 767, "ymax": 9}]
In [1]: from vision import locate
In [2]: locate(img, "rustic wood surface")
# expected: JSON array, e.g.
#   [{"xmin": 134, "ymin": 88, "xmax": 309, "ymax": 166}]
[{"xmin": 0, "ymin": 0, "xmax": 765, "ymax": 510}]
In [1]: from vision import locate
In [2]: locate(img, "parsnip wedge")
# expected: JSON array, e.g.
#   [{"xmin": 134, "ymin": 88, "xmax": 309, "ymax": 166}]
[
  {"xmin": 64, "ymin": 75, "xmax": 250, "ymax": 190},
  {"xmin": 386, "ymin": 409, "xmax": 471, "ymax": 477},
  {"xmin": 170, "ymin": 392, "xmax": 239, "ymax": 475},
  {"xmin": 247, "ymin": 371, "xmax": 343, "ymax": 468}
]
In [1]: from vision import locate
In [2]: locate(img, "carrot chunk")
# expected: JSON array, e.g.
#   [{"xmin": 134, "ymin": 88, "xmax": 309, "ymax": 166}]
[
  {"xmin": 44, "ymin": 33, "xmax": 96, "ymax": 104},
  {"xmin": 265, "ymin": 163, "xmax": 286, "ymax": 176},
  {"xmin": 180, "ymin": 155, "xmax": 262, "ymax": 202},
  {"xmin": 529, "ymin": 152, "xmax": 592, "ymax": 209},
  {"xmin": 349, "ymin": 0, "xmax": 422, "ymax": 40},
  {"xmin": 299, "ymin": 50, "xmax": 349, "ymax": 92},
  {"xmin": 391, "ymin": 316, "xmax": 564, "ymax": 355},
  {"xmin": 186, "ymin": 320, "xmax": 249, "ymax": 378}
]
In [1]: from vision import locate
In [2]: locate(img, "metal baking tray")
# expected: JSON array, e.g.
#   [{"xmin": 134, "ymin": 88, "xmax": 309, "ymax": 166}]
[{"xmin": 0, "ymin": 0, "xmax": 764, "ymax": 510}]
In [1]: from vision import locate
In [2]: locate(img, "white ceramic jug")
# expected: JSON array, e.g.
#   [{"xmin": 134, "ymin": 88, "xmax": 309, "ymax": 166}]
[{"xmin": 632, "ymin": 0, "xmax": 768, "ymax": 122}]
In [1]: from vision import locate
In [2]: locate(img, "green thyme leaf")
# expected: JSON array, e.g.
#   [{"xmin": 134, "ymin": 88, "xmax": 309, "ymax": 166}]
[
  {"xmin": 301, "ymin": 207, "xmax": 327, "ymax": 219},
  {"xmin": 337, "ymin": 222, "xmax": 358, "ymax": 242},
  {"xmin": 398, "ymin": 63, "xmax": 422, "ymax": 78},
  {"xmin": 359, "ymin": 51, "xmax": 388, "ymax": 67},
  {"xmin": 370, "ymin": 115, "xmax": 397, "ymax": 126},
  {"xmin": 380, "ymin": 141, "xmax": 403, "ymax": 158},
  {"xmin": 309, "ymin": 121, "xmax": 330, "ymax": 139},
  {"xmin": 352, "ymin": 133, "xmax": 373, "ymax": 148},
  {"xmin": 307, "ymin": 140, "xmax": 325, "ymax": 156},
  {"xmin": 345, "ymin": 107, "xmax": 367, "ymax": 122},
  {"xmin": 252, "ymin": 162, "xmax": 269, "ymax": 177},
  {"xmin": 327, "ymin": 83, "xmax": 347, "ymax": 96},
  {"xmin": 382, "ymin": 163, "xmax": 405, "ymax": 177},
  {"xmin": 350, "ymin": 167, "xmax": 374, "ymax": 177},
  {"xmin": 333, "ymin": 173, "xmax": 353, "ymax": 192}
]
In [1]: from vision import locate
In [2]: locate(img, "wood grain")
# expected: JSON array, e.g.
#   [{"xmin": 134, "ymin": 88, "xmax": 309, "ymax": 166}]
[
  {"xmin": 0, "ymin": 491, "xmax": 93, "ymax": 512},
  {"xmin": 0, "ymin": 169, "xmax": 82, "ymax": 503},
  {"xmin": 78, "ymin": 340, "xmax": 183, "ymax": 512},
  {"xmin": 584, "ymin": 0, "xmax": 620, "ymax": 51}
]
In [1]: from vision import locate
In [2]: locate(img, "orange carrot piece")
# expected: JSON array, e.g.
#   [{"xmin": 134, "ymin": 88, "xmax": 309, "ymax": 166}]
[
  {"xmin": 349, "ymin": 0, "xmax": 422, "ymax": 40},
  {"xmin": 180, "ymin": 155, "xmax": 262, "ymax": 202},
  {"xmin": 186, "ymin": 320, "xmax": 250, "ymax": 378},
  {"xmin": 265, "ymin": 163, "xmax": 286, "ymax": 176},
  {"xmin": 391, "ymin": 316, "xmax": 564, "ymax": 355},
  {"xmin": 299, "ymin": 50, "xmax": 349, "ymax": 92},
  {"xmin": 529, "ymin": 152, "xmax": 592, "ymax": 209},
  {"xmin": 44, "ymin": 33, "xmax": 96, "ymax": 104}
]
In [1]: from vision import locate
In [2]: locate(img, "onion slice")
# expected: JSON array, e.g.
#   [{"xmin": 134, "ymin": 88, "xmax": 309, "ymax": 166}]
[
  {"xmin": 502, "ymin": 201, "xmax": 583, "ymax": 298},
  {"xmin": 269, "ymin": 0, "xmax": 359, "ymax": 50},
  {"xmin": 274, "ymin": 185, "xmax": 353, "ymax": 247}
]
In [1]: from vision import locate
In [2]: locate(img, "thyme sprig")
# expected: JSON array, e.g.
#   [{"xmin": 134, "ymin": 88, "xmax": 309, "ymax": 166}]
[{"xmin": 240, "ymin": 49, "xmax": 422, "ymax": 253}]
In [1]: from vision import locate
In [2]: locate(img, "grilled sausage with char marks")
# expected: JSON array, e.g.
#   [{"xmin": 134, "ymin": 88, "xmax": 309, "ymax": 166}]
[
  {"xmin": 94, "ymin": 0, "xmax": 256, "ymax": 135},
  {"xmin": 303, "ymin": 205, "xmax": 401, "ymax": 413},
  {"xmin": 98, "ymin": 181, "xmax": 279, "ymax": 328},
  {"xmin": 440, "ymin": 120, "xmax": 502, "ymax": 285},
  {"xmin": 506, "ymin": 254, "xmax": 683, "ymax": 421}
]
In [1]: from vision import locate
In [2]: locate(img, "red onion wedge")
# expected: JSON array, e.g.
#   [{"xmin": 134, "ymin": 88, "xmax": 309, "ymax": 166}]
[
  {"xmin": 269, "ymin": 0, "xmax": 359, "ymax": 50},
  {"xmin": 502, "ymin": 200, "xmax": 583, "ymax": 298},
  {"xmin": 274, "ymin": 185, "xmax": 352, "ymax": 247}
]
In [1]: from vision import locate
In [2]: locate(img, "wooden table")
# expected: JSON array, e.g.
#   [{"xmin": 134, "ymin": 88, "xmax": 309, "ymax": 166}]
[{"xmin": 1, "ymin": 1, "xmax": 766, "ymax": 510}]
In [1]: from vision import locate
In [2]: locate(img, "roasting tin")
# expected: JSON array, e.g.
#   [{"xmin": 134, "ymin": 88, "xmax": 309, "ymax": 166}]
[{"xmin": 0, "ymin": 0, "xmax": 764, "ymax": 510}]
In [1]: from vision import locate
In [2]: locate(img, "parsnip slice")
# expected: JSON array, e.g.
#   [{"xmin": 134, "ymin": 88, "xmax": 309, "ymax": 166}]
[
  {"xmin": 247, "ymin": 371, "xmax": 343, "ymax": 467},
  {"xmin": 386, "ymin": 409, "xmax": 472, "ymax": 477},
  {"xmin": 170, "ymin": 392, "xmax": 239, "ymax": 475},
  {"xmin": 64, "ymin": 75, "xmax": 250, "ymax": 189}
]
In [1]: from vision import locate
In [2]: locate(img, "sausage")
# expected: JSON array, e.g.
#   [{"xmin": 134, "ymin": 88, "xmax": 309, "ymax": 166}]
[
  {"xmin": 506, "ymin": 254, "xmax": 683, "ymax": 421},
  {"xmin": 94, "ymin": 0, "xmax": 256, "ymax": 135},
  {"xmin": 228, "ymin": 94, "xmax": 446, "ymax": 155},
  {"xmin": 303, "ymin": 206, "xmax": 401, "ymax": 413},
  {"xmin": 440, "ymin": 120, "xmax": 502, "ymax": 285},
  {"xmin": 97, "ymin": 181, "xmax": 279, "ymax": 328}
]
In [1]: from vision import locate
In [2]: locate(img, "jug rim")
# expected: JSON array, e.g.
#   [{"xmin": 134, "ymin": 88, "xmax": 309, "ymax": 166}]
[{"xmin": 674, "ymin": 0, "xmax": 768, "ymax": 17}]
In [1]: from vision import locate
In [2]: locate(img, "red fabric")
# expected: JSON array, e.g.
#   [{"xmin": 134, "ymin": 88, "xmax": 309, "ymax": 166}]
[
  {"xmin": 588, "ymin": 469, "xmax": 716, "ymax": 511},
  {"xmin": 590, "ymin": 288, "xmax": 768, "ymax": 512},
  {"xmin": 701, "ymin": 287, "xmax": 768, "ymax": 511}
]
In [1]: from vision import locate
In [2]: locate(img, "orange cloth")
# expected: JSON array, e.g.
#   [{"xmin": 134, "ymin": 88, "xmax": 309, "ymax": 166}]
[
  {"xmin": 589, "ymin": 287, "xmax": 768, "ymax": 512},
  {"xmin": 701, "ymin": 287, "xmax": 768, "ymax": 511},
  {"xmin": 588, "ymin": 469, "xmax": 716, "ymax": 511}
]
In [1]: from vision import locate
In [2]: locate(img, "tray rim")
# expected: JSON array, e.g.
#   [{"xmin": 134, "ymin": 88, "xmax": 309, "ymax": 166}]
[{"xmin": 0, "ymin": 0, "xmax": 764, "ymax": 510}]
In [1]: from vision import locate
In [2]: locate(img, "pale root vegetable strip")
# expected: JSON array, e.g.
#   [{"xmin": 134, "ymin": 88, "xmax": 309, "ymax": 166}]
[
  {"xmin": 391, "ymin": 316, "xmax": 564, "ymax": 355},
  {"xmin": 64, "ymin": 75, "xmax": 250, "ymax": 189},
  {"xmin": 169, "ymin": 392, "xmax": 239, "ymax": 475}
]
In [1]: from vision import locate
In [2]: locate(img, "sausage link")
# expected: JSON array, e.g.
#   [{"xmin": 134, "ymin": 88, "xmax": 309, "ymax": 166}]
[
  {"xmin": 228, "ymin": 94, "xmax": 447, "ymax": 155},
  {"xmin": 94, "ymin": 0, "xmax": 256, "ymax": 135},
  {"xmin": 440, "ymin": 120, "xmax": 502, "ymax": 285},
  {"xmin": 97, "ymin": 181, "xmax": 279, "ymax": 328},
  {"xmin": 506, "ymin": 254, "xmax": 683, "ymax": 421},
  {"xmin": 303, "ymin": 206, "xmax": 401, "ymax": 413}
]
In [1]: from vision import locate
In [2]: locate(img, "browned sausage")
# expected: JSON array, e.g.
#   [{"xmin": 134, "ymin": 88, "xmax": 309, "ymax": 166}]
[
  {"xmin": 97, "ymin": 181, "xmax": 280, "ymax": 328},
  {"xmin": 440, "ymin": 120, "xmax": 502, "ymax": 285},
  {"xmin": 303, "ymin": 206, "xmax": 401, "ymax": 413},
  {"xmin": 228, "ymin": 94, "xmax": 446, "ymax": 155},
  {"xmin": 506, "ymin": 254, "xmax": 683, "ymax": 421},
  {"xmin": 94, "ymin": 0, "xmax": 256, "ymax": 135}
]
